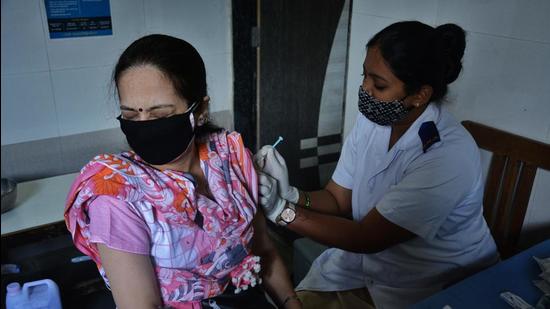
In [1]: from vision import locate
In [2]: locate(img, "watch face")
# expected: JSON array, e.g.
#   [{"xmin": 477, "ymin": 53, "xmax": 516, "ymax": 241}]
[{"xmin": 281, "ymin": 208, "xmax": 296, "ymax": 223}]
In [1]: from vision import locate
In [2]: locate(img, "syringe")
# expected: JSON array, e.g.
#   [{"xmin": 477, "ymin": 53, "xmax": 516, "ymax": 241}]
[{"xmin": 272, "ymin": 136, "xmax": 283, "ymax": 148}]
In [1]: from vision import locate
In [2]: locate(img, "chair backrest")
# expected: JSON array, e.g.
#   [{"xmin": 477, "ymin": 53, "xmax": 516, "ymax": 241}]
[{"xmin": 462, "ymin": 120, "xmax": 550, "ymax": 258}]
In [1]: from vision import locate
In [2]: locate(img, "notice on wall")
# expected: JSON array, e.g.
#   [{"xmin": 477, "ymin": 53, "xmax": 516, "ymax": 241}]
[{"xmin": 44, "ymin": 0, "xmax": 112, "ymax": 39}]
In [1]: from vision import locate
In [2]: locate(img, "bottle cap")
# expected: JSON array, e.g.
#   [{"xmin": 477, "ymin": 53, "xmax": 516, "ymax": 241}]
[{"xmin": 6, "ymin": 282, "xmax": 20, "ymax": 295}]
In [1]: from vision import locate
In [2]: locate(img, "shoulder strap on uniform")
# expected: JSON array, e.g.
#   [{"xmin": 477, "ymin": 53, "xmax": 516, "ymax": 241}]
[{"xmin": 418, "ymin": 121, "xmax": 441, "ymax": 153}]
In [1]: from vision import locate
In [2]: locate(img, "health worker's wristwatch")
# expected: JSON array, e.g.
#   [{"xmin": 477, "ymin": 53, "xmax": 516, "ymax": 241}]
[{"xmin": 277, "ymin": 202, "xmax": 296, "ymax": 226}]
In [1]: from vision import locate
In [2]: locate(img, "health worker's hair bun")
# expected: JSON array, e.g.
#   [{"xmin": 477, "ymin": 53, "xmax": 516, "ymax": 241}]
[{"xmin": 434, "ymin": 24, "xmax": 466, "ymax": 84}]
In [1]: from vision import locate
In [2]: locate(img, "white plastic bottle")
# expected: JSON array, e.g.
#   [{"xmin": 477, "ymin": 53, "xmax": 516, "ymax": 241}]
[{"xmin": 6, "ymin": 279, "xmax": 62, "ymax": 309}]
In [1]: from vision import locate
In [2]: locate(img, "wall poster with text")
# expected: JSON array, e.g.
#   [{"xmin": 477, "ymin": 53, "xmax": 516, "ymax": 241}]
[{"xmin": 44, "ymin": 0, "xmax": 112, "ymax": 39}]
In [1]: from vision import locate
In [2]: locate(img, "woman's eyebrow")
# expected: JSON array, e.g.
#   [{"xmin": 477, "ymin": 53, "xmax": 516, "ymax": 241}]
[
  {"xmin": 363, "ymin": 65, "xmax": 389, "ymax": 83},
  {"xmin": 120, "ymin": 104, "xmax": 175, "ymax": 111},
  {"xmin": 148, "ymin": 104, "xmax": 175, "ymax": 111},
  {"xmin": 120, "ymin": 105, "xmax": 136, "ymax": 111},
  {"xmin": 370, "ymin": 73, "xmax": 389, "ymax": 83}
]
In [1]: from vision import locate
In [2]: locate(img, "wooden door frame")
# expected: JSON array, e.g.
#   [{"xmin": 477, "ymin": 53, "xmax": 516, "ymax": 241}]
[{"xmin": 232, "ymin": 0, "xmax": 259, "ymax": 151}]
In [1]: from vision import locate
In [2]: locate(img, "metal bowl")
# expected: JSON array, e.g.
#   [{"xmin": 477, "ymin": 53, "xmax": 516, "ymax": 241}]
[{"xmin": 1, "ymin": 178, "xmax": 17, "ymax": 214}]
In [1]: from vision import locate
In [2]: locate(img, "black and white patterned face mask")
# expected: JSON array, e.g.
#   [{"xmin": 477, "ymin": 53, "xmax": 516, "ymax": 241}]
[{"xmin": 358, "ymin": 86, "xmax": 410, "ymax": 126}]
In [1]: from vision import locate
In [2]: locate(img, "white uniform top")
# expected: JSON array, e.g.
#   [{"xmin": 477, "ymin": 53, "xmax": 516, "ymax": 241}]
[{"xmin": 296, "ymin": 104, "xmax": 499, "ymax": 309}]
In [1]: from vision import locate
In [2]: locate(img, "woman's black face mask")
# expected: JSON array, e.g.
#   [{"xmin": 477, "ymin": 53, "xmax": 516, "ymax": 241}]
[
  {"xmin": 358, "ymin": 86, "xmax": 410, "ymax": 126},
  {"xmin": 117, "ymin": 102, "xmax": 198, "ymax": 165}
]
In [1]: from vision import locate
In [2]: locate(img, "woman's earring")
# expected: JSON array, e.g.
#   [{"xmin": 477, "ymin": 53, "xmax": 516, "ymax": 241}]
[
  {"xmin": 199, "ymin": 114, "xmax": 209, "ymax": 126},
  {"xmin": 198, "ymin": 115, "xmax": 208, "ymax": 126}
]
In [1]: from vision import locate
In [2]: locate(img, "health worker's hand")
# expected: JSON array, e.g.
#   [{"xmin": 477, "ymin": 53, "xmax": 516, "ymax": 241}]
[
  {"xmin": 254, "ymin": 149, "xmax": 267, "ymax": 170},
  {"xmin": 259, "ymin": 172, "xmax": 286, "ymax": 224},
  {"xmin": 255, "ymin": 145, "xmax": 299, "ymax": 204}
]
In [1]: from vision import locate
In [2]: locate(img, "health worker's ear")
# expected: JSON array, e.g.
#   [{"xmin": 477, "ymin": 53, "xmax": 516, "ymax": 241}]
[{"xmin": 407, "ymin": 85, "xmax": 433, "ymax": 108}]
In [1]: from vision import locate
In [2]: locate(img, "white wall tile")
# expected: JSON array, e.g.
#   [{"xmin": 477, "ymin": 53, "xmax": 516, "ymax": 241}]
[
  {"xmin": 210, "ymin": 109, "xmax": 233, "ymax": 131},
  {"xmin": 142, "ymin": 0, "xmax": 233, "ymax": 113},
  {"xmin": 353, "ymin": 0, "xmax": 438, "ymax": 25},
  {"xmin": 51, "ymin": 66, "xmax": 119, "ymax": 136},
  {"xmin": 144, "ymin": 0, "xmax": 231, "ymax": 55},
  {"xmin": 1, "ymin": 0, "xmax": 49, "ymax": 74},
  {"xmin": 1, "ymin": 73, "xmax": 59, "ymax": 144},
  {"xmin": 203, "ymin": 52, "xmax": 233, "ymax": 113},
  {"xmin": 437, "ymin": 0, "xmax": 550, "ymax": 43},
  {"xmin": 446, "ymin": 33, "xmax": 550, "ymax": 143},
  {"xmin": 41, "ymin": 0, "xmax": 146, "ymax": 70},
  {"xmin": 2, "ymin": 0, "xmax": 233, "ymax": 143}
]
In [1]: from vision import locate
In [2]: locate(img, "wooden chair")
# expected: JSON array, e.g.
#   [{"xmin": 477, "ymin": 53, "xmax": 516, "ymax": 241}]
[{"xmin": 462, "ymin": 120, "xmax": 550, "ymax": 258}]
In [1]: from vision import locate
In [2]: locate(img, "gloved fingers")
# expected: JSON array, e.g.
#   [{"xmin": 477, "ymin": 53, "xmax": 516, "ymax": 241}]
[
  {"xmin": 264, "ymin": 149, "xmax": 283, "ymax": 170},
  {"xmin": 254, "ymin": 146, "xmax": 273, "ymax": 169},
  {"xmin": 261, "ymin": 197, "xmax": 277, "ymax": 211},
  {"xmin": 260, "ymin": 186, "xmax": 277, "ymax": 197},
  {"xmin": 259, "ymin": 173, "xmax": 276, "ymax": 188},
  {"xmin": 258, "ymin": 145, "xmax": 273, "ymax": 157},
  {"xmin": 260, "ymin": 196, "xmax": 270, "ymax": 206},
  {"xmin": 259, "ymin": 174, "xmax": 279, "ymax": 202},
  {"xmin": 254, "ymin": 157, "xmax": 264, "ymax": 170},
  {"xmin": 265, "ymin": 146, "xmax": 287, "ymax": 168},
  {"xmin": 259, "ymin": 184, "xmax": 272, "ymax": 197},
  {"xmin": 254, "ymin": 154, "xmax": 266, "ymax": 170},
  {"xmin": 272, "ymin": 148, "xmax": 287, "ymax": 168}
]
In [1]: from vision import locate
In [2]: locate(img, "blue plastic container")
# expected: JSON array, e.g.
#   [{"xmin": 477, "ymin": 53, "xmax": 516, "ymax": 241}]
[{"xmin": 6, "ymin": 279, "xmax": 62, "ymax": 309}]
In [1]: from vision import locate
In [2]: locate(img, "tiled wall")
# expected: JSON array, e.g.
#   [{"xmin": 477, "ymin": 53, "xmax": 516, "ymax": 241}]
[
  {"xmin": 315, "ymin": 0, "xmax": 350, "ymax": 186},
  {"xmin": 1, "ymin": 0, "xmax": 233, "ymax": 179},
  {"xmin": 344, "ymin": 0, "xmax": 550, "ymax": 237}
]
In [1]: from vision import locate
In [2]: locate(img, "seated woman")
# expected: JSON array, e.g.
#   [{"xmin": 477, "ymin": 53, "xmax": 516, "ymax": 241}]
[
  {"xmin": 256, "ymin": 21, "xmax": 499, "ymax": 309},
  {"xmin": 64, "ymin": 34, "xmax": 300, "ymax": 309}
]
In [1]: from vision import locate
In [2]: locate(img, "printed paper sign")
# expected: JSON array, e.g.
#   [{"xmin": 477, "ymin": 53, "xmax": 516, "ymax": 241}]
[{"xmin": 44, "ymin": 0, "xmax": 112, "ymax": 39}]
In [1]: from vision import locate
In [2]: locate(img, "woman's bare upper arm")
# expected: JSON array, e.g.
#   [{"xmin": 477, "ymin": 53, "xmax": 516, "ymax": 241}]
[
  {"xmin": 325, "ymin": 180, "xmax": 352, "ymax": 216},
  {"xmin": 97, "ymin": 244, "xmax": 162, "ymax": 309},
  {"xmin": 250, "ymin": 211, "xmax": 276, "ymax": 255}
]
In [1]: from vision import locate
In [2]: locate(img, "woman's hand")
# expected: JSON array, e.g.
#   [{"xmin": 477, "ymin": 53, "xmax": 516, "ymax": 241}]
[
  {"xmin": 283, "ymin": 295, "xmax": 303, "ymax": 309},
  {"xmin": 255, "ymin": 145, "xmax": 299, "ymax": 203},
  {"xmin": 250, "ymin": 212, "xmax": 298, "ymax": 309}
]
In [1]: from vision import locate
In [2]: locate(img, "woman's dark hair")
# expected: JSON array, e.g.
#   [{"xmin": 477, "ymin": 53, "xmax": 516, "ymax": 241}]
[
  {"xmin": 367, "ymin": 21, "xmax": 466, "ymax": 103},
  {"xmin": 113, "ymin": 34, "xmax": 222, "ymax": 141}
]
